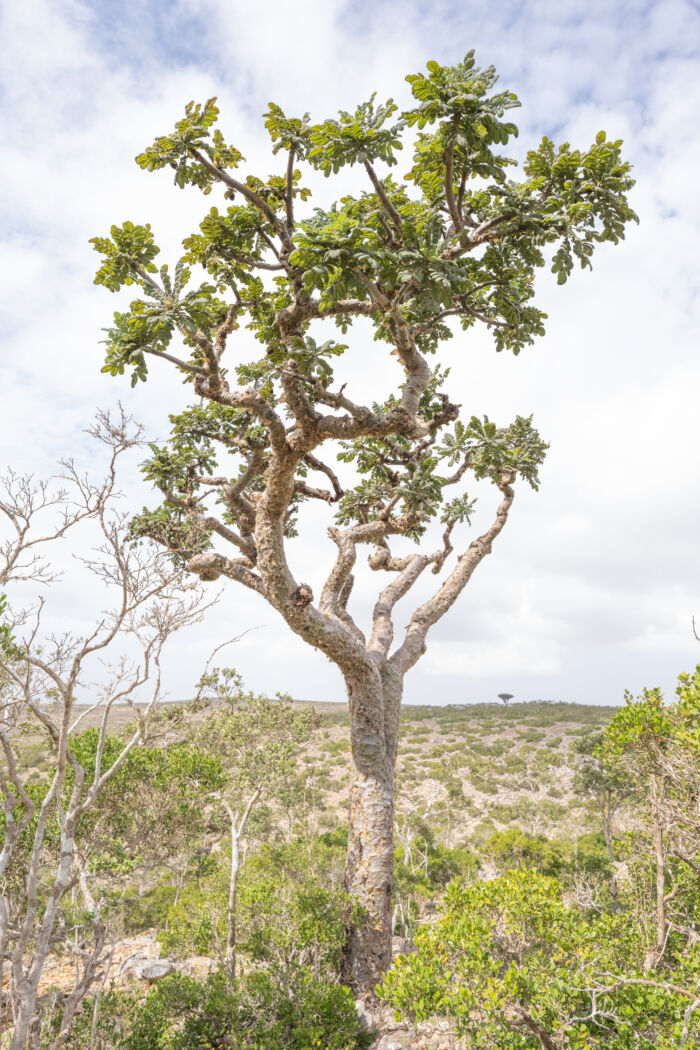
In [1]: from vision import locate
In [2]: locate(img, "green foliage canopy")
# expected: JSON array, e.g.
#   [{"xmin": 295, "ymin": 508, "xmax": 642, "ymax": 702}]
[{"xmin": 91, "ymin": 52, "xmax": 637, "ymax": 561}]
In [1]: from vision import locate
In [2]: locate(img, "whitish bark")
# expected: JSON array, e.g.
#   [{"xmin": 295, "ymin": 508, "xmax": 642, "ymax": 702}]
[
  {"xmin": 0, "ymin": 425, "xmax": 213, "ymax": 1047},
  {"xmin": 342, "ymin": 665, "xmax": 400, "ymax": 991},
  {"xmin": 647, "ymin": 774, "xmax": 667, "ymax": 971},
  {"xmin": 220, "ymin": 789, "xmax": 260, "ymax": 980}
]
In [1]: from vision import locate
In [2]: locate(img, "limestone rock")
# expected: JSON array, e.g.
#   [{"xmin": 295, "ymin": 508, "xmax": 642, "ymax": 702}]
[
  {"xmin": 140, "ymin": 959, "xmax": 175, "ymax": 981},
  {"xmin": 121, "ymin": 954, "xmax": 175, "ymax": 982},
  {"xmin": 355, "ymin": 997, "xmax": 375, "ymax": 1031}
]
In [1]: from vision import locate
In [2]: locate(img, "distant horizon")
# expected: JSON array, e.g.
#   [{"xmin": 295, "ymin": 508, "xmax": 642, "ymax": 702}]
[{"xmin": 67, "ymin": 696, "xmax": 622, "ymax": 711}]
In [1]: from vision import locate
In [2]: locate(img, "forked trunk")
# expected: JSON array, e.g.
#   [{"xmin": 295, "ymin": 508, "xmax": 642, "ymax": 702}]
[{"xmin": 341, "ymin": 665, "xmax": 401, "ymax": 995}]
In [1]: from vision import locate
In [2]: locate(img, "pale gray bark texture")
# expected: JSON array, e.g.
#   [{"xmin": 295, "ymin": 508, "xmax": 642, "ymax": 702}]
[
  {"xmin": 0, "ymin": 418, "xmax": 212, "ymax": 1048},
  {"xmin": 182, "ymin": 405, "xmax": 517, "ymax": 992},
  {"xmin": 219, "ymin": 789, "xmax": 260, "ymax": 980}
]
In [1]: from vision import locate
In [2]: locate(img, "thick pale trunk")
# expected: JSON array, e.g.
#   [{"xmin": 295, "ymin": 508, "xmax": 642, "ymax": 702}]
[
  {"xmin": 344, "ymin": 756, "xmax": 395, "ymax": 991},
  {"xmin": 342, "ymin": 666, "xmax": 401, "ymax": 995},
  {"xmin": 10, "ymin": 967, "xmax": 42, "ymax": 1050}
]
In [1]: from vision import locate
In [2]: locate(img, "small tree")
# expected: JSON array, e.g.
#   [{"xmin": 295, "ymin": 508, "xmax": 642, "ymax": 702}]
[
  {"xmin": 379, "ymin": 870, "xmax": 700, "ymax": 1049},
  {"xmin": 497, "ymin": 692, "xmax": 514, "ymax": 707},
  {"xmin": 191, "ymin": 671, "xmax": 320, "ymax": 978},
  {"xmin": 0, "ymin": 415, "xmax": 214, "ymax": 1050},
  {"xmin": 67, "ymin": 730, "xmax": 223, "ymax": 920},
  {"xmin": 601, "ymin": 671, "xmax": 700, "ymax": 971},
  {"xmin": 573, "ymin": 730, "xmax": 634, "ymax": 873},
  {"xmin": 91, "ymin": 53, "xmax": 637, "ymax": 989}
]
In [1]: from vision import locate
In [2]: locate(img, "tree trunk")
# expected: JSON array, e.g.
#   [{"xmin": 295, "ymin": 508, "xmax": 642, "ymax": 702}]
[
  {"xmin": 225, "ymin": 826, "xmax": 240, "ymax": 981},
  {"xmin": 341, "ymin": 665, "xmax": 401, "ymax": 995},
  {"xmin": 602, "ymin": 804, "xmax": 615, "ymax": 865},
  {"xmin": 644, "ymin": 775, "xmax": 666, "ymax": 971},
  {"xmin": 602, "ymin": 806, "xmax": 619, "ymax": 899}
]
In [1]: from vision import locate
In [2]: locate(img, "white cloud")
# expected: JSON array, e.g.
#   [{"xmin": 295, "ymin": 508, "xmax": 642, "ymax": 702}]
[{"xmin": 1, "ymin": 0, "xmax": 699, "ymax": 707}]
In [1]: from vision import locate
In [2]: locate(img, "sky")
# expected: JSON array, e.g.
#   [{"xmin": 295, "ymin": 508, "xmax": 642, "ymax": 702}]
[{"xmin": 1, "ymin": 0, "xmax": 699, "ymax": 707}]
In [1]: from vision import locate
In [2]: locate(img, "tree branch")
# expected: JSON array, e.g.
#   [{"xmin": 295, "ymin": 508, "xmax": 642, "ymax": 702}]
[
  {"xmin": 390, "ymin": 474, "xmax": 516, "ymax": 674},
  {"xmin": 190, "ymin": 147, "xmax": 292, "ymax": 248},
  {"xmin": 285, "ymin": 147, "xmax": 296, "ymax": 233},
  {"xmin": 444, "ymin": 139, "xmax": 463, "ymax": 234},
  {"xmin": 364, "ymin": 161, "xmax": 403, "ymax": 235}
]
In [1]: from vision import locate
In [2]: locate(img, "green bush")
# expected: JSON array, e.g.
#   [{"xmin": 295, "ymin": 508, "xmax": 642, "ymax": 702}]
[
  {"xmin": 120, "ymin": 880, "xmax": 178, "ymax": 935},
  {"xmin": 486, "ymin": 829, "xmax": 569, "ymax": 876},
  {"xmin": 468, "ymin": 820, "xmax": 497, "ymax": 849},
  {"xmin": 161, "ymin": 835, "xmax": 351, "ymax": 970},
  {"xmin": 536, "ymin": 800, "xmax": 568, "ymax": 824},
  {"xmin": 501, "ymin": 755, "xmax": 527, "ymax": 774},
  {"xmin": 469, "ymin": 740, "xmax": 511, "ymax": 757},
  {"xmin": 118, "ymin": 969, "xmax": 369, "ymax": 1050},
  {"xmin": 320, "ymin": 739, "xmax": 349, "ymax": 756},
  {"xmin": 487, "ymin": 803, "xmax": 520, "ymax": 824},
  {"xmin": 518, "ymin": 728, "xmax": 546, "ymax": 743},
  {"xmin": 532, "ymin": 748, "xmax": 563, "ymax": 770},
  {"xmin": 379, "ymin": 871, "xmax": 693, "ymax": 1050},
  {"xmin": 573, "ymin": 831, "xmax": 612, "ymax": 875}
]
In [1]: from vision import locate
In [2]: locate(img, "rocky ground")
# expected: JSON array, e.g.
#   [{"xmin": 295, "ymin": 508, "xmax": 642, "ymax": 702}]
[{"xmin": 0, "ymin": 928, "xmax": 214, "ymax": 998}]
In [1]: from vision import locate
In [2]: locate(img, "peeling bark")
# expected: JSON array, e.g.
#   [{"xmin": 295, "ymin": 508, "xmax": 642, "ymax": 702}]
[{"xmin": 342, "ymin": 666, "xmax": 397, "ymax": 992}]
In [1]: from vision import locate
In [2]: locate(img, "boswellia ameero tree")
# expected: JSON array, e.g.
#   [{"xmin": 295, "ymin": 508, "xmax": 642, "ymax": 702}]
[{"xmin": 91, "ymin": 53, "xmax": 637, "ymax": 991}]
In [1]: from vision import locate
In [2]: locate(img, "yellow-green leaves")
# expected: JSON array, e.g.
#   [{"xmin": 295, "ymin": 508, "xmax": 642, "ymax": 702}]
[
  {"xmin": 264, "ymin": 102, "xmax": 312, "ymax": 158},
  {"xmin": 523, "ymin": 134, "xmax": 638, "ymax": 284},
  {"xmin": 135, "ymin": 98, "xmax": 242, "ymax": 194},
  {"xmin": 93, "ymin": 58, "xmax": 637, "ymax": 582},
  {"xmin": 308, "ymin": 94, "xmax": 403, "ymax": 176},
  {"xmin": 404, "ymin": 50, "xmax": 520, "ymax": 138},
  {"xmin": 91, "ymin": 221, "xmax": 159, "ymax": 292},
  {"xmin": 379, "ymin": 869, "xmax": 698, "ymax": 1049},
  {"xmin": 0, "ymin": 593, "xmax": 23, "ymax": 662}
]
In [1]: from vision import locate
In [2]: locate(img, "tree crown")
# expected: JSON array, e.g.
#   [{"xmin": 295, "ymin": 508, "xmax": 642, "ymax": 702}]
[{"xmin": 91, "ymin": 53, "xmax": 637, "ymax": 670}]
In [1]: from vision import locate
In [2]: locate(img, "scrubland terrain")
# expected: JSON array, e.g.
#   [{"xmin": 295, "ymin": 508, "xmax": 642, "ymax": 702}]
[
  {"xmin": 15, "ymin": 699, "xmax": 618, "ymax": 859},
  {"xmin": 312, "ymin": 700, "xmax": 616, "ymax": 840},
  {"xmin": 4, "ymin": 687, "xmax": 700, "ymax": 1050}
]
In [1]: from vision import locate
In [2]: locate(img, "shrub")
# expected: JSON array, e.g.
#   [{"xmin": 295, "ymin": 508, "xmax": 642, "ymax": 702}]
[
  {"xmin": 502, "ymin": 756, "xmax": 527, "ymax": 774},
  {"xmin": 120, "ymin": 880, "xmax": 177, "ymax": 935},
  {"xmin": 532, "ymin": 748, "xmax": 563, "ymax": 771},
  {"xmin": 379, "ymin": 871, "xmax": 692, "ymax": 1050},
  {"xmin": 120, "ymin": 970, "xmax": 369, "ymax": 1050},
  {"xmin": 518, "ymin": 729, "xmax": 546, "ymax": 743},
  {"xmin": 486, "ymin": 829, "xmax": 569, "ymax": 876},
  {"xmin": 321, "ymin": 739, "xmax": 349, "ymax": 756},
  {"xmin": 160, "ymin": 834, "xmax": 351, "ymax": 966}
]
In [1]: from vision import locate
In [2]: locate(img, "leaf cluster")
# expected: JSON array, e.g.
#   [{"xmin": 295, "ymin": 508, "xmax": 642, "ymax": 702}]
[{"xmin": 90, "ymin": 52, "xmax": 637, "ymax": 581}]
